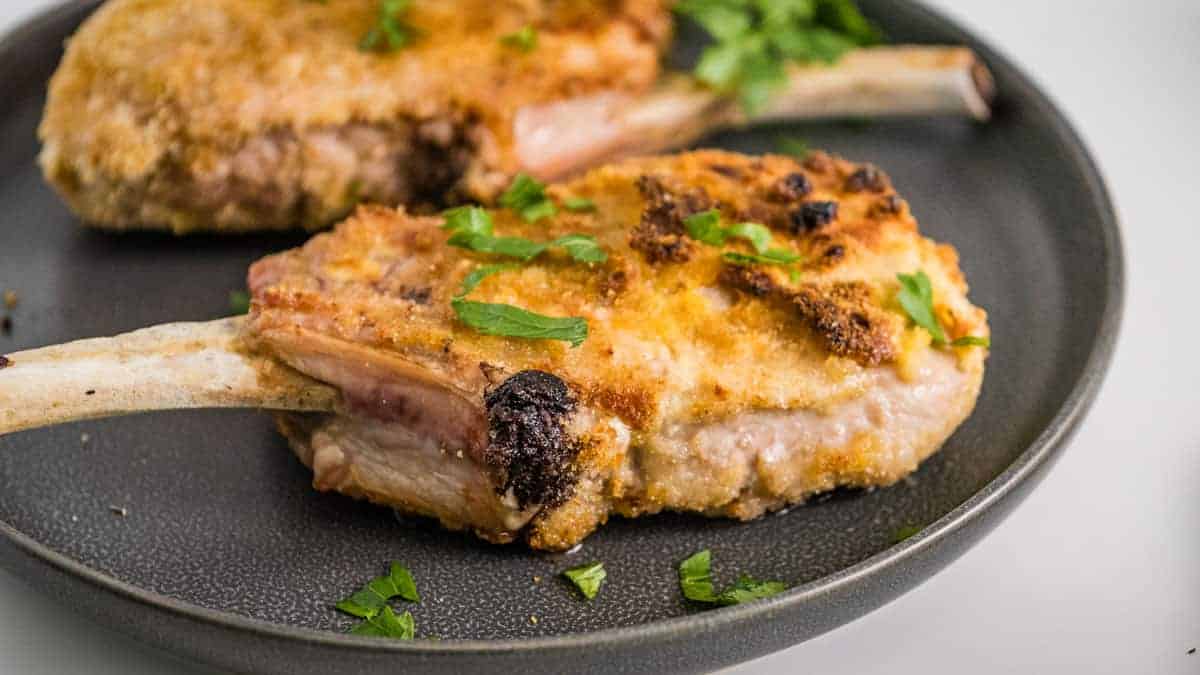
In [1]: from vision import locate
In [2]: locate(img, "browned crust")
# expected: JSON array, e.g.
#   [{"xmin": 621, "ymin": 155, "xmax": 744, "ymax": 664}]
[
  {"xmin": 38, "ymin": 0, "xmax": 673, "ymax": 232},
  {"xmin": 248, "ymin": 150, "xmax": 988, "ymax": 433},
  {"xmin": 720, "ymin": 266, "xmax": 896, "ymax": 366}
]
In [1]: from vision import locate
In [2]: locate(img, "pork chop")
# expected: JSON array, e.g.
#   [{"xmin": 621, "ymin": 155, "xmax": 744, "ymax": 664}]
[
  {"xmin": 38, "ymin": 0, "xmax": 994, "ymax": 234},
  {"xmin": 242, "ymin": 149, "xmax": 989, "ymax": 549}
]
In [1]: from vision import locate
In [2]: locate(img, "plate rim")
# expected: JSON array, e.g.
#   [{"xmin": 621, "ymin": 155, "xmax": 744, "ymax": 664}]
[{"xmin": 0, "ymin": 0, "xmax": 1125, "ymax": 663}]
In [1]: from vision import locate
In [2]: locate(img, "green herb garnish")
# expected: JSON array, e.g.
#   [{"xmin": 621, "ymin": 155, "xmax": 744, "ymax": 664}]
[
  {"xmin": 684, "ymin": 210, "xmax": 772, "ymax": 253},
  {"xmin": 350, "ymin": 606, "xmax": 415, "ymax": 639},
  {"xmin": 562, "ymin": 561, "xmax": 606, "ymax": 600},
  {"xmin": 675, "ymin": 0, "xmax": 882, "ymax": 113},
  {"xmin": 722, "ymin": 249, "xmax": 802, "ymax": 266},
  {"xmin": 360, "ymin": 0, "xmax": 417, "ymax": 52},
  {"xmin": 451, "ymin": 299, "xmax": 588, "ymax": 348},
  {"xmin": 679, "ymin": 550, "xmax": 787, "ymax": 606},
  {"xmin": 896, "ymin": 270, "xmax": 945, "ymax": 343},
  {"xmin": 893, "ymin": 525, "xmax": 922, "ymax": 543},
  {"xmin": 335, "ymin": 562, "xmax": 420, "ymax": 619},
  {"xmin": 896, "ymin": 271, "xmax": 989, "ymax": 348},
  {"xmin": 777, "ymin": 136, "xmax": 810, "ymax": 159},
  {"xmin": 452, "ymin": 265, "xmax": 589, "ymax": 347},
  {"xmin": 500, "ymin": 174, "xmax": 558, "ymax": 223},
  {"xmin": 442, "ymin": 207, "xmax": 606, "ymax": 263},
  {"xmin": 951, "ymin": 335, "xmax": 991, "ymax": 348},
  {"xmin": 563, "ymin": 197, "xmax": 597, "ymax": 213},
  {"xmin": 501, "ymin": 25, "xmax": 538, "ymax": 52},
  {"xmin": 228, "ymin": 290, "xmax": 250, "ymax": 315}
]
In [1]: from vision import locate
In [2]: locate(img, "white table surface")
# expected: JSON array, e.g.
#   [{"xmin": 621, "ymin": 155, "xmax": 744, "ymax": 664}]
[{"xmin": 0, "ymin": 1, "xmax": 1196, "ymax": 673}]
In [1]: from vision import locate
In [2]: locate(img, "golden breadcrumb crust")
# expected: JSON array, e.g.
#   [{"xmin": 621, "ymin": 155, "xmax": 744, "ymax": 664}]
[
  {"xmin": 38, "ymin": 0, "xmax": 671, "ymax": 231},
  {"xmin": 248, "ymin": 150, "xmax": 989, "ymax": 434}
]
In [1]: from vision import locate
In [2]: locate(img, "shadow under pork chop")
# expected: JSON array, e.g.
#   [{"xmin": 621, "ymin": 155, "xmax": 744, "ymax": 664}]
[{"xmin": 245, "ymin": 150, "xmax": 989, "ymax": 550}]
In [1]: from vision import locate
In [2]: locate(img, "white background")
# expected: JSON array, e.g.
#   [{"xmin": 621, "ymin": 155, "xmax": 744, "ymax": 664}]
[{"xmin": 0, "ymin": 1, "xmax": 1196, "ymax": 673}]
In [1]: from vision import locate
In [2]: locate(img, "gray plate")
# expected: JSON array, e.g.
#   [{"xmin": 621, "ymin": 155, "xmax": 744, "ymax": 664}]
[{"xmin": 0, "ymin": 1, "xmax": 1122, "ymax": 673}]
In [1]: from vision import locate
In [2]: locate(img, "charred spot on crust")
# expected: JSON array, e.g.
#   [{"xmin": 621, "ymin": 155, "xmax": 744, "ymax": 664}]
[
  {"xmin": 719, "ymin": 264, "xmax": 774, "ymax": 297},
  {"xmin": 843, "ymin": 166, "xmax": 887, "ymax": 193},
  {"xmin": 872, "ymin": 194, "xmax": 905, "ymax": 217},
  {"xmin": 791, "ymin": 201, "xmax": 838, "ymax": 233},
  {"xmin": 771, "ymin": 172, "xmax": 812, "ymax": 202},
  {"xmin": 630, "ymin": 175, "xmax": 710, "ymax": 263},
  {"xmin": 720, "ymin": 267, "xmax": 895, "ymax": 366},
  {"xmin": 789, "ymin": 283, "xmax": 895, "ymax": 366},
  {"xmin": 0, "ymin": 355, "xmax": 10, "ymax": 369},
  {"xmin": 399, "ymin": 286, "xmax": 432, "ymax": 304},
  {"xmin": 484, "ymin": 370, "xmax": 580, "ymax": 510},
  {"xmin": 708, "ymin": 164, "xmax": 742, "ymax": 178},
  {"xmin": 824, "ymin": 244, "xmax": 846, "ymax": 260}
]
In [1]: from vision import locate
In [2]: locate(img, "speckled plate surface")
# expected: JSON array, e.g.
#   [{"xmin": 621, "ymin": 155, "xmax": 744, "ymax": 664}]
[{"xmin": 0, "ymin": 1, "xmax": 1122, "ymax": 673}]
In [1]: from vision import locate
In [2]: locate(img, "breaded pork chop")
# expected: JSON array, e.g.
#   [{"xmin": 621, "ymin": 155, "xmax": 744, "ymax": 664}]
[
  {"xmin": 244, "ymin": 149, "xmax": 988, "ymax": 549},
  {"xmin": 0, "ymin": 150, "xmax": 987, "ymax": 550},
  {"xmin": 38, "ymin": 0, "xmax": 671, "ymax": 233},
  {"xmin": 38, "ymin": 0, "xmax": 996, "ymax": 235}
]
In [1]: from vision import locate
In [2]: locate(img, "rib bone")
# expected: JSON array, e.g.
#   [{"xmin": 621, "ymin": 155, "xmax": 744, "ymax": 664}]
[
  {"xmin": 0, "ymin": 318, "xmax": 337, "ymax": 436},
  {"xmin": 516, "ymin": 46, "xmax": 995, "ymax": 181}
]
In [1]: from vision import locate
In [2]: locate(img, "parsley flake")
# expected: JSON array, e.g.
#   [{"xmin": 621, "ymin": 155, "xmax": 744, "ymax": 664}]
[
  {"xmin": 360, "ymin": 0, "xmax": 417, "ymax": 53},
  {"xmin": 893, "ymin": 525, "xmax": 922, "ymax": 543},
  {"xmin": 562, "ymin": 561, "xmax": 606, "ymax": 600},
  {"xmin": 228, "ymin": 290, "xmax": 250, "ymax": 315},
  {"xmin": 684, "ymin": 210, "xmax": 773, "ymax": 253},
  {"xmin": 563, "ymin": 197, "xmax": 597, "ymax": 213},
  {"xmin": 442, "ymin": 207, "xmax": 606, "ymax": 263},
  {"xmin": 335, "ymin": 562, "xmax": 420, "ymax": 620},
  {"xmin": 777, "ymin": 136, "xmax": 810, "ymax": 159},
  {"xmin": 676, "ymin": 0, "xmax": 882, "ymax": 113},
  {"xmin": 501, "ymin": 25, "xmax": 538, "ymax": 53},
  {"xmin": 722, "ymin": 249, "xmax": 802, "ymax": 266},
  {"xmin": 350, "ymin": 606, "xmax": 415, "ymax": 640},
  {"xmin": 951, "ymin": 335, "xmax": 991, "ymax": 348},
  {"xmin": 500, "ymin": 174, "xmax": 558, "ymax": 223},
  {"xmin": 679, "ymin": 550, "xmax": 786, "ymax": 606},
  {"xmin": 896, "ymin": 271, "xmax": 989, "ymax": 348},
  {"xmin": 452, "ymin": 265, "xmax": 589, "ymax": 347}
]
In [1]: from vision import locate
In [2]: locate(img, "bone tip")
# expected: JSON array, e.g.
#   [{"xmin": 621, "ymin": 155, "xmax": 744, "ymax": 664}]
[{"xmin": 968, "ymin": 55, "xmax": 998, "ymax": 121}]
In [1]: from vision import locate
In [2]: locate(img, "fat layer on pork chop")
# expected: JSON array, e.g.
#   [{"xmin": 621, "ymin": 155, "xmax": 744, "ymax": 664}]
[
  {"xmin": 38, "ymin": 0, "xmax": 670, "ymax": 233},
  {"xmin": 246, "ymin": 150, "xmax": 989, "ymax": 550}
]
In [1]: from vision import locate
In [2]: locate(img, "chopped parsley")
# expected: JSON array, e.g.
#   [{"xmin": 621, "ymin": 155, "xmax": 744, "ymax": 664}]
[
  {"xmin": 563, "ymin": 197, "xmax": 597, "ymax": 213},
  {"xmin": 451, "ymin": 299, "xmax": 588, "ymax": 348},
  {"xmin": 335, "ymin": 561, "xmax": 420, "ymax": 619},
  {"xmin": 500, "ymin": 174, "xmax": 557, "ymax": 223},
  {"xmin": 893, "ymin": 525, "xmax": 922, "ymax": 543},
  {"xmin": 679, "ymin": 550, "xmax": 787, "ymax": 606},
  {"xmin": 228, "ymin": 290, "xmax": 250, "ymax": 315},
  {"xmin": 684, "ymin": 210, "xmax": 772, "ymax": 253},
  {"xmin": 359, "ymin": 0, "xmax": 417, "ymax": 52},
  {"xmin": 501, "ymin": 25, "xmax": 539, "ymax": 52},
  {"xmin": 562, "ymin": 561, "xmax": 606, "ymax": 600},
  {"xmin": 675, "ymin": 0, "xmax": 882, "ymax": 113},
  {"xmin": 350, "ymin": 606, "xmax": 415, "ymax": 639},
  {"xmin": 683, "ymin": 209, "xmax": 801, "ymax": 278},
  {"xmin": 442, "ymin": 207, "xmax": 607, "ymax": 263},
  {"xmin": 451, "ymin": 265, "xmax": 589, "ymax": 347},
  {"xmin": 896, "ymin": 271, "xmax": 989, "ymax": 348},
  {"xmin": 777, "ymin": 135, "xmax": 810, "ymax": 159},
  {"xmin": 951, "ymin": 335, "xmax": 991, "ymax": 348}
]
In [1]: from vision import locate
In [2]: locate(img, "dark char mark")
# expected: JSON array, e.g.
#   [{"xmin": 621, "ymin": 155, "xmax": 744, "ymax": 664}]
[{"xmin": 484, "ymin": 370, "xmax": 580, "ymax": 510}]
